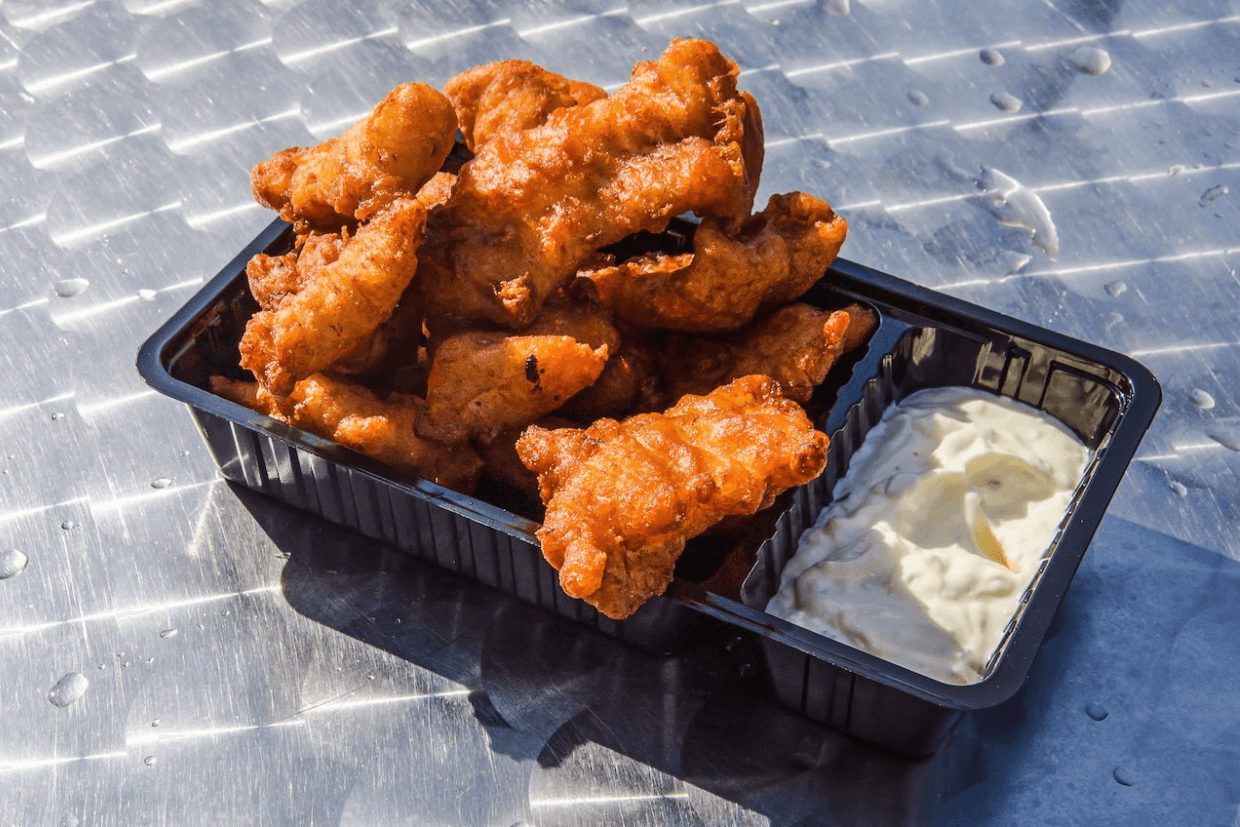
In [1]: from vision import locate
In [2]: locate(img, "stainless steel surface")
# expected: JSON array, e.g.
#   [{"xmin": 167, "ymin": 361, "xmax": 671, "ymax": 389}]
[{"xmin": 0, "ymin": 1, "xmax": 1237, "ymax": 824}]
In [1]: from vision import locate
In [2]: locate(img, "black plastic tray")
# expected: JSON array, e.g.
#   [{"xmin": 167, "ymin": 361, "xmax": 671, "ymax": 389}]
[{"xmin": 137, "ymin": 219, "xmax": 1160, "ymax": 756}]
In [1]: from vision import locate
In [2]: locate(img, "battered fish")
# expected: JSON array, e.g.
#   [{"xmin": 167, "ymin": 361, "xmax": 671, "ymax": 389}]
[
  {"xmin": 251, "ymin": 82, "xmax": 456, "ymax": 232},
  {"xmin": 239, "ymin": 197, "xmax": 426, "ymax": 396},
  {"xmin": 418, "ymin": 38, "xmax": 764, "ymax": 328},
  {"xmin": 210, "ymin": 373, "xmax": 483, "ymax": 493},
  {"xmin": 664, "ymin": 302, "xmax": 877, "ymax": 402},
  {"xmin": 582, "ymin": 191, "xmax": 847, "ymax": 332},
  {"xmin": 445, "ymin": 59, "xmax": 606, "ymax": 152},
  {"xmin": 516, "ymin": 374, "xmax": 828, "ymax": 619},
  {"xmin": 419, "ymin": 331, "xmax": 610, "ymax": 445},
  {"xmin": 520, "ymin": 292, "xmax": 662, "ymax": 419}
]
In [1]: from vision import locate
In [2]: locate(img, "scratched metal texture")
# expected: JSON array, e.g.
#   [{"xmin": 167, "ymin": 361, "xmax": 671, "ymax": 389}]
[{"xmin": 1, "ymin": 1, "xmax": 1238, "ymax": 825}]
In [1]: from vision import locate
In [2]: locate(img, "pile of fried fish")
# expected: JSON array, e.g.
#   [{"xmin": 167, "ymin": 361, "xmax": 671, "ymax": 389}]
[{"xmin": 212, "ymin": 39, "xmax": 875, "ymax": 619}]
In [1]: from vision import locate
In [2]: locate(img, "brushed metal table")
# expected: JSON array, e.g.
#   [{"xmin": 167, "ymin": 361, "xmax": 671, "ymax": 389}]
[{"xmin": 1, "ymin": 1, "xmax": 1238, "ymax": 824}]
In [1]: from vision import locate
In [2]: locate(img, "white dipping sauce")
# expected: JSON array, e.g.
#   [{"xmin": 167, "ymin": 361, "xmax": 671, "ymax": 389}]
[{"xmin": 766, "ymin": 386, "xmax": 1090, "ymax": 685}]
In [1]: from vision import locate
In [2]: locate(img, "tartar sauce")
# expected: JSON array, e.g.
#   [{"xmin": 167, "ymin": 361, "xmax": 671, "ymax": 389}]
[{"xmin": 766, "ymin": 386, "xmax": 1090, "ymax": 685}]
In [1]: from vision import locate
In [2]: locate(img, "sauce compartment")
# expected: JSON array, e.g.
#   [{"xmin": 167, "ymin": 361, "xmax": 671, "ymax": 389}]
[
  {"xmin": 711, "ymin": 259, "xmax": 1159, "ymax": 755},
  {"xmin": 137, "ymin": 223, "xmax": 1160, "ymax": 756}
]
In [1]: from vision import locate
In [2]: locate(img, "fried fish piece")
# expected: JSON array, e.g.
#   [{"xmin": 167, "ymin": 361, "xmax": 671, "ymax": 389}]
[
  {"xmin": 210, "ymin": 373, "xmax": 483, "ymax": 493},
  {"xmin": 515, "ymin": 374, "xmax": 828, "ymax": 619},
  {"xmin": 838, "ymin": 301, "xmax": 879, "ymax": 353},
  {"xmin": 326, "ymin": 285, "xmax": 425, "ymax": 383},
  {"xmin": 245, "ymin": 230, "xmax": 345, "ymax": 312},
  {"xmin": 519, "ymin": 290, "xmax": 621, "ymax": 352},
  {"xmin": 251, "ymin": 82, "xmax": 456, "ymax": 232},
  {"xmin": 664, "ymin": 302, "xmax": 877, "ymax": 402},
  {"xmin": 413, "ymin": 170, "xmax": 458, "ymax": 212},
  {"xmin": 210, "ymin": 374, "xmax": 291, "ymax": 420},
  {"xmin": 244, "ymin": 247, "xmax": 302, "ymax": 314},
  {"xmin": 419, "ymin": 331, "xmax": 610, "ymax": 445},
  {"xmin": 445, "ymin": 59, "xmax": 606, "ymax": 152},
  {"xmin": 518, "ymin": 291, "xmax": 662, "ymax": 419},
  {"xmin": 582, "ymin": 191, "xmax": 847, "ymax": 332},
  {"xmin": 239, "ymin": 197, "xmax": 426, "ymax": 396},
  {"xmin": 418, "ymin": 38, "xmax": 764, "ymax": 328}
]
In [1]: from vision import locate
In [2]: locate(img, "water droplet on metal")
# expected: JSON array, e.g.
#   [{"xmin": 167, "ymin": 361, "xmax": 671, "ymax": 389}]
[
  {"xmin": 152, "ymin": 719, "xmax": 161, "ymax": 727},
  {"xmin": 1190, "ymin": 389, "xmax": 1215, "ymax": 410},
  {"xmin": 47, "ymin": 672, "xmax": 90, "ymax": 707},
  {"xmin": 990, "ymin": 91, "xmax": 1022, "ymax": 113},
  {"xmin": 1000, "ymin": 251, "xmax": 1032, "ymax": 275},
  {"xmin": 159, "ymin": 627, "xmax": 179, "ymax": 639},
  {"xmin": 1168, "ymin": 480, "xmax": 1188, "ymax": 497},
  {"xmin": 977, "ymin": 167, "xmax": 1058, "ymax": 255},
  {"xmin": 1199, "ymin": 184, "xmax": 1228, "ymax": 206},
  {"xmin": 151, "ymin": 478, "xmax": 173, "ymax": 489},
  {"xmin": 53, "ymin": 278, "xmax": 90, "ymax": 298},
  {"xmin": 825, "ymin": 0, "xmax": 849, "ymax": 14},
  {"xmin": 0, "ymin": 549, "xmax": 29, "ymax": 579},
  {"xmin": 908, "ymin": 89, "xmax": 929, "ymax": 106},
  {"xmin": 1068, "ymin": 46, "xmax": 1111, "ymax": 76},
  {"xmin": 137, "ymin": 289, "xmax": 157, "ymax": 301},
  {"xmin": 1104, "ymin": 281, "xmax": 1127, "ymax": 297},
  {"xmin": 61, "ymin": 520, "xmax": 75, "ymax": 530},
  {"xmin": 1086, "ymin": 702, "xmax": 1109, "ymax": 721},
  {"xmin": 144, "ymin": 755, "xmax": 158, "ymax": 767},
  {"xmin": 1168, "ymin": 164, "xmax": 1186, "ymax": 176},
  {"xmin": 980, "ymin": 48, "xmax": 1004, "ymax": 66},
  {"xmin": 1207, "ymin": 427, "xmax": 1240, "ymax": 452},
  {"xmin": 51, "ymin": 412, "xmax": 64, "ymax": 421}
]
